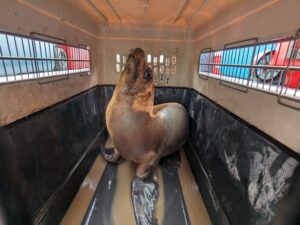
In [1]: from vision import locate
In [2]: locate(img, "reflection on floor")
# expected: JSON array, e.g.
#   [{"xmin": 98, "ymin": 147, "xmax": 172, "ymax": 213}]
[{"xmin": 61, "ymin": 150, "xmax": 211, "ymax": 225}]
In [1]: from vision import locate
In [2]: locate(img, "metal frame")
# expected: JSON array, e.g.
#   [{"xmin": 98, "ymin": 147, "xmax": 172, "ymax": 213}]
[
  {"xmin": 198, "ymin": 30, "xmax": 300, "ymax": 111},
  {"xmin": 107, "ymin": 0, "xmax": 122, "ymax": 22},
  {"xmin": 0, "ymin": 30, "xmax": 91, "ymax": 85}
]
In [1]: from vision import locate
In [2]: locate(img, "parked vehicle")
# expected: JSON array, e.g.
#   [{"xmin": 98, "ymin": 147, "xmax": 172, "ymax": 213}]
[
  {"xmin": 220, "ymin": 44, "xmax": 276, "ymax": 80},
  {"xmin": 55, "ymin": 45, "xmax": 90, "ymax": 71},
  {"xmin": 199, "ymin": 42, "xmax": 300, "ymax": 89},
  {"xmin": 254, "ymin": 40, "xmax": 300, "ymax": 88}
]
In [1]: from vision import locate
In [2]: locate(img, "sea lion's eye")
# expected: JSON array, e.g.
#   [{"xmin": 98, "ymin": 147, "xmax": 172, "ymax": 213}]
[{"xmin": 144, "ymin": 68, "xmax": 152, "ymax": 81}]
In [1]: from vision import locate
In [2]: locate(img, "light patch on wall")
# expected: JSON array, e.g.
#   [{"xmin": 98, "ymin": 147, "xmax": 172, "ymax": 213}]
[
  {"xmin": 159, "ymin": 54, "xmax": 164, "ymax": 64},
  {"xmin": 116, "ymin": 64, "xmax": 121, "ymax": 72},
  {"xmin": 171, "ymin": 56, "xmax": 177, "ymax": 64},
  {"xmin": 147, "ymin": 54, "xmax": 152, "ymax": 63},
  {"xmin": 153, "ymin": 57, "xmax": 158, "ymax": 66},
  {"xmin": 116, "ymin": 54, "xmax": 121, "ymax": 63}
]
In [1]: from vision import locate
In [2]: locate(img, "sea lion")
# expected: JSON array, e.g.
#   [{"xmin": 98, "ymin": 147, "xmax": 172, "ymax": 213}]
[
  {"xmin": 103, "ymin": 48, "xmax": 189, "ymax": 225},
  {"xmin": 105, "ymin": 48, "xmax": 189, "ymax": 178}
]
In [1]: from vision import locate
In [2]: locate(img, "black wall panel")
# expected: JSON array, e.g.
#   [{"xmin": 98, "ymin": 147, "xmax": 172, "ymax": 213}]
[
  {"xmin": 187, "ymin": 89, "xmax": 300, "ymax": 225},
  {"xmin": 0, "ymin": 87, "xmax": 103, "ymax": 225}
]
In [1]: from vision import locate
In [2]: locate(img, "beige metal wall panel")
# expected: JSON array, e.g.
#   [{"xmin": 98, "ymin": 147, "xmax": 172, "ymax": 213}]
[
  {"xmin": 0, "ymin": 0, "xmax": 101, "ymax": 125},
  {"xmin": 0, "ymin": 0, "xmax": 299, "ymax": 153},
  {"xmin": 99, "ymin": 39, "xmax": 193, "ymax": 87},
  {"xmin": 192, "ymin": 0, "xmax": 300, "ymax": 152}
]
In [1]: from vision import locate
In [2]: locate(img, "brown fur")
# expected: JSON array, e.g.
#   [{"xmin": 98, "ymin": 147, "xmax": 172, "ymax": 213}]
[{"xmin": 105, "ymin": 48, "xmax": 189, "ymax": 179}]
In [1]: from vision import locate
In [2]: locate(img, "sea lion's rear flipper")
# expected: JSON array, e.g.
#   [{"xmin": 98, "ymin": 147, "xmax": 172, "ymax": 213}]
[
  {"xmin": 131, "ymin": 175, "xmax": 159, "ymax": 225},
  {"xmin": 101, "ymin": 136, "xmax": 121, "ymax": 163}
]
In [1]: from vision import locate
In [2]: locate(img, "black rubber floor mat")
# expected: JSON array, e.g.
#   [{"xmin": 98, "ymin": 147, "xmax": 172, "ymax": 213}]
[
  {"xmin": 81, "ymin": 152, "xmax": 191, "ymax": 225},
  {"xmin": 81, "ymin": 164, "xmax": 118, "ymax": 225}
]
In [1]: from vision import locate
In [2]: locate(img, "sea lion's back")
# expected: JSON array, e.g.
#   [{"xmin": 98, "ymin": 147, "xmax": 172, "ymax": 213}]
[{"xmin": 155, "ymin": 103, "xmax": 189, "ymax": 155}]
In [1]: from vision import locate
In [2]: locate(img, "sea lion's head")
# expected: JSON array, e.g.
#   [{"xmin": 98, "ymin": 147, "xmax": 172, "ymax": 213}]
[{"xmin": 123, "ymin": 48, "xmax": 154, "ymax": 96}]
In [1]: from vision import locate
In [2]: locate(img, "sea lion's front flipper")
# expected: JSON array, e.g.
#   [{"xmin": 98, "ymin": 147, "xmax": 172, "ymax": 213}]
[
  {"xmin": 102, "ymin": 136, "xmax": 121, "ymax": 163},
  {"xmin": 131, "ymin": 174, "xmax": 159, "ymax": 225}
]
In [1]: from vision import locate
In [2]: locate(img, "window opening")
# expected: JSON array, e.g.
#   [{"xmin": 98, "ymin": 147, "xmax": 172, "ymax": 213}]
[
  {"xmin": 198, "ymin": 35, "xmax": 300, "ymax": 103},
  {"xmin": 0, "ymin": 30, "xmax": 91, "ymax": 84}
]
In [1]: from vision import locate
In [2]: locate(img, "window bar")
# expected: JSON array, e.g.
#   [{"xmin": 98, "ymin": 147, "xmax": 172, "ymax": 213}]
[
  {"xmin": 272, "ymin": 41, "xmax": 283, "ymax": 92},
  {"xmin": 83, "ymin": 49, "xmax": 86, "ymax": 71},
  {"xmin": 275, "ymin": 43, "xmax": 286, "ymax": 92},
  {"xmin": 206, "ymin": 52, "xmax": 210, "ymax": 77},
  {"xmin": 290, "ymin": 42, "xmax": 298, "ymax": 68},
  {"xmin": 238, "ymin": 47, "xmax": 245, "ymax": 85},
  {"xmin": 279, "ymin": 39, "xmax": 296, "ymax": 96},
  {"xmin": 79, "ymin": 48, "xmax": 81, "ymax": 71},
  {"xmin": 73, "ymin": 46, "xmax": 76, "ymax": 73},
  {"xmin": 261, "ymin": 43, "xmax": 270, "ymax": 90},
  {"xmin": 30, "ymin": 32, "xmax": 67, "ymax": 45},
  {"xmin": 58, "ymin": 46, "xmax": 62, "ymax": 76},
  {"xmin": 0, "ymin": 46, "xmax": 9, "ymax": 82},
  {"xmin": 76, "ymin": 47, "xmax": 78, "ymax": 71},
  {"xmin": 234, "ymin": 47, "xmax": 241, "ymax": 83},
  {"xmin": 63, "ymin": 46, "xmax": 66, "ymax": 74},
  {"xmin": 254, "ymin": 44, "xmax": 263, "ymax": 88},
  {"xmin": 38, "ymin": 40, "xmax": 46, "ymax": 77},
  {"xmin": 224, "ymin": 49, "xmax": 230, "ymax": 77},
  {"xmin": 242, "ymin": 47, "xmax": 250, "ymax": 85},
  {"xmin": 88, "ymin": 46, "xmax": 91, "ymax": 72},
  {"xmin": 43, "ymin": 41, "xmax": 50, "ymax": 77},
  {"xmin": 283, "ymin": 40, "xmax": 296, "ymax": 95},
  {"xmin": 256, "ymin": 44, "xmax": 268, "ymax": 90},
  {"xmin": 80, "ymin": 48, "xmax": 83, "ymax": 71},
  {"xmin": 230, "ymin": 49, "xmax": 236, "ymax": 82},
  {"xmin": 79, "ymin": 48, "xmax": 82, "ymax": 71},
  {"xmin": 5, "ymin": 34, "xmax": 17, "ymax": 81},
  {"xmin": 231, "ymin": 50, "xmax": 236, "ymax": 82},
  {"xmin": 247, "ymin": 43, "xmax": 258, "ymax": 88},
  {"xmin": 32, "ymin": 40, "xmax": 40, "ymax": 78},
  {"xmin": 47, "ymin": 42, "xmax": 53, "ymax": 76},
  {"xmin": 27, "ymin": 38, "xmax": 36, "ymax": 78},
  {"xmin": 226, "ymin": 49, "xmax": 231, "ymax": 81},
  {"xmin": 21, "ymin": 37, "xmax": 30, "ymax": 78},
  {"xmin": 224, "ymin": 37, "xmax": 258, "ymax": 49},
  {"xmin": 75, "ymin": 47, "xmax": 78, "ymax": 72},
  {"xmin": 13, "ymin": 36, "xmax": 24, "ymax": 80}
]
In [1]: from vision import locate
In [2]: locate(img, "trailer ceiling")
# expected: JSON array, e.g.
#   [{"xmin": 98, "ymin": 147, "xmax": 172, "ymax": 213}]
[
  {"xmin": 88, "ymin": 0, "xmax": 238, "ymax": 28},
  {"xmin": 19, "ymin": 0, "xmax": 251, "ymax": 37}
]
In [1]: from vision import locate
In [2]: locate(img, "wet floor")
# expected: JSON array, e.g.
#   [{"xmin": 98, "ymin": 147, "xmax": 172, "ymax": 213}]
[{"xmin": 60, "ymin": 149, "xmax": 211, "ymax": 225}]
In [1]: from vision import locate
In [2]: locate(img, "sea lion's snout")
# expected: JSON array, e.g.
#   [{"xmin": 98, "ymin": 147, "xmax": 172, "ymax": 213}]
[
  {"xmin": 129, "ymin": 48, "xmax": 145, "ymax": 59},
  {"xmin": 124, "ymin": 48, "xmax": 146, "ymax": 82}
]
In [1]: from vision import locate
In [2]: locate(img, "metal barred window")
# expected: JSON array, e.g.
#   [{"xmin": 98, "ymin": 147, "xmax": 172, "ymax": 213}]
[
  {"xmin": 198, "ymin": 30, "xmax": 300, "ymax": 109},
  {"xmin": 0, "ymin": 30, "xmax": 90, "ymax": 84}
]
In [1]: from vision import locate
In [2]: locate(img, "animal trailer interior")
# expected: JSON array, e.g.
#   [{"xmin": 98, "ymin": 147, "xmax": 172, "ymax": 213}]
[{"xmin": 0, "ymin": 0, "xmax": 299, "ymax": 225}]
